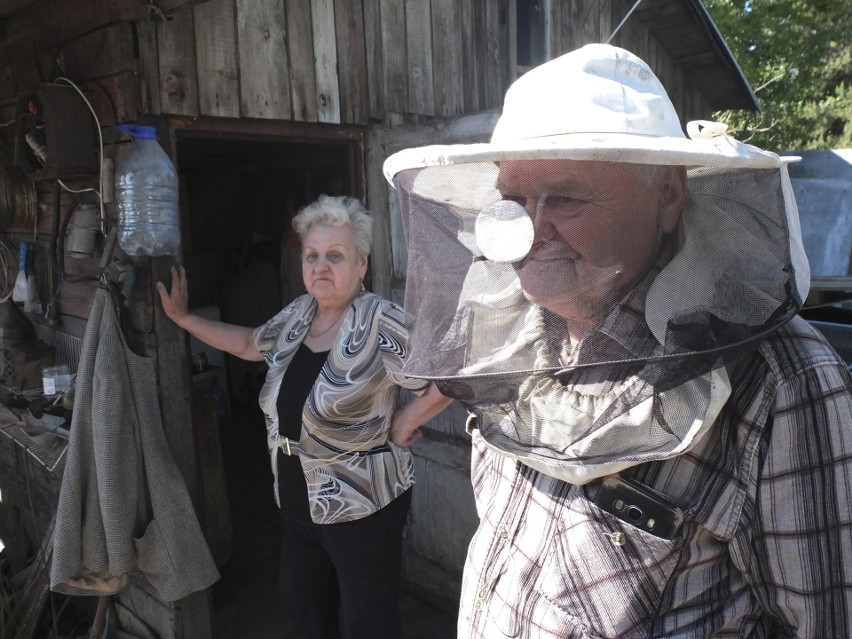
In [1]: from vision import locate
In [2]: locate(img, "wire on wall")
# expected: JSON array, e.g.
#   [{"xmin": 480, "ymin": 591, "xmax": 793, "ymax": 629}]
[
  {"xmin": 0, "ymin": 239, "xmax": 18, "ymax": 302},
  {"xmin": 52, "ymin": 76, "xmax": 106, "ymax": 235}
]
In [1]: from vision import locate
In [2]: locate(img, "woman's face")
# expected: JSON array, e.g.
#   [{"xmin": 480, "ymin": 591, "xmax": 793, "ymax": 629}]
[{"xmin": 302, "ymin": 224, "xmax": 368, "ymax": 309}]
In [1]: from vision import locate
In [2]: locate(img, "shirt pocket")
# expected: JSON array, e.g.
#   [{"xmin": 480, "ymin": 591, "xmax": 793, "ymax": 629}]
[{"xmin": 534, "ymin": 494, "xmax": 685, "ymax": 639}]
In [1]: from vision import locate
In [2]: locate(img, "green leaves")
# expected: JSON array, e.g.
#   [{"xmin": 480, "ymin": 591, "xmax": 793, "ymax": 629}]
[{"xmin": 704, "ymin": 0, "xmax": 852, "ymax": 150}]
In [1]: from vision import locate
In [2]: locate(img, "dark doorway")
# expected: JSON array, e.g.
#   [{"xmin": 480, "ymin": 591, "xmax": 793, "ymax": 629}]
[
  {"xmin": 173, "ymin": 127, "xmax": 361, "ymax": 637},
  {"xmin": 175, "ymin": 132, "xmax": 360, "ymax": 407}
]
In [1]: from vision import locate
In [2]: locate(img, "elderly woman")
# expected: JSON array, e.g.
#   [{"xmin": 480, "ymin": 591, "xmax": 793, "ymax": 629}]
[{"xmin": 157, "ymin": 194, "xmax": 451, "ymax": 639}]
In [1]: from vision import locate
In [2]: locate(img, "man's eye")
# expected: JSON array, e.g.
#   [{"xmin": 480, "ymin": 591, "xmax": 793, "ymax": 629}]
[
  {"xmin": 542, "ymin": 195, "xmax": 585, "ymax": 216},
  {"xmin": 545, "ymin": 195, "xmax": 580, "ymax": 206},
  {"xmin": 503, "ymin": 195, "xmax": 527, "ymax": 207}
]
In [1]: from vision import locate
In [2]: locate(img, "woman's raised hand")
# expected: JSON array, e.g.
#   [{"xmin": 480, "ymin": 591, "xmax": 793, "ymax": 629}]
[{"xmin": 156, "ymin": 264, "xmax": 190, "ymax": 325}]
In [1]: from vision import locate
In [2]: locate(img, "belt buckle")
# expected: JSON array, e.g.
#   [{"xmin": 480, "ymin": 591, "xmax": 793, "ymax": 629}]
[{"xmin": 282, "ymin": 437, "xmax": 294, "ymax": 456}]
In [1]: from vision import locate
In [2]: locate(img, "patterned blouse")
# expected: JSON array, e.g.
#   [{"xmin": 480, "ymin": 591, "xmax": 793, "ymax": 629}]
[{"xmin": 252, "ymin": 292, "xmax": 429, "ymax": 525}]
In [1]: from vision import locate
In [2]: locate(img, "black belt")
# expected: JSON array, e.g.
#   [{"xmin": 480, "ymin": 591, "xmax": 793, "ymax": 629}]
[
  {"xmin": 279, "ymin": 437, "xmax": 391, "ymax": 457},
  {"xmin": 279, "ymin": 437, "xmax": 303, "ymax": 456}
]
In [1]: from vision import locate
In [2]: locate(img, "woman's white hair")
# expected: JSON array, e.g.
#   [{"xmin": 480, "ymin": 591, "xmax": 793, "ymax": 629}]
[{"xmin": 292, "ymin": 194, "xmax": 374, "ymax": 258}]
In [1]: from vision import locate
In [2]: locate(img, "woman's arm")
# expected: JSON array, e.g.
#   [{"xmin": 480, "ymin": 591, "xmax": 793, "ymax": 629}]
[
  {"xmin": 156, "ymin": 264, "xmax": 263, "ymax": 362},
  {"xmin": 390, "ymin": 383, "xmax": 454, "ymax": 447}
]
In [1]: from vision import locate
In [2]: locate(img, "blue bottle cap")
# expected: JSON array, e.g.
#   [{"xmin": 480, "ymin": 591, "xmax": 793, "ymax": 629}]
[{"xmin": 118, "ymin": 124, "xmax": 158, "ymax": 140}]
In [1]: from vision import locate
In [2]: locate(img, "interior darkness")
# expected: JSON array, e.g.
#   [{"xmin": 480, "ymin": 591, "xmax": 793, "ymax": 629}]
[
  {"xmin": 175, "ymin": 135, "xmax": 355, "ymax": 635},
  {"xmin": 176, "ymin": 135, "xmax": 355, "ymax": 404}
]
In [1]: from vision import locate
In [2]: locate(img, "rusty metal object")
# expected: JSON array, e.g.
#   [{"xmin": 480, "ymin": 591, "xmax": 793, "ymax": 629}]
[{"xmin": 0, "ymin": 165, "xmax": 36, "ymax": 228}]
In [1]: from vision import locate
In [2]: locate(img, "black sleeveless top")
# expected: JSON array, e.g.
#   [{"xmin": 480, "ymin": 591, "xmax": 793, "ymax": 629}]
[{"xmin": 276, "ymin": 343, "xmax": 329, "ymax": 440}]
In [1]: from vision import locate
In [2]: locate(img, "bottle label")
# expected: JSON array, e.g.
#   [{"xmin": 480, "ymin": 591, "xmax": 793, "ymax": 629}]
[{"xmin": 43, "ymin": 377, "xmax": 57, "ymax": 396}]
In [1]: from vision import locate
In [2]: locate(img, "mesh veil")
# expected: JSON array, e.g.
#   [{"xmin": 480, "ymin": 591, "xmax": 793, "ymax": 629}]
[{"xmin": 392, "ymin": 159, "xmax": 807, "ymax": 482}]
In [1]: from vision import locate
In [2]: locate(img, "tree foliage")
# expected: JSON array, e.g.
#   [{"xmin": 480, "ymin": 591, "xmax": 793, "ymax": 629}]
[{"xmin": 703, "ymin": 0, "xmax": 852, "ymax": 151}]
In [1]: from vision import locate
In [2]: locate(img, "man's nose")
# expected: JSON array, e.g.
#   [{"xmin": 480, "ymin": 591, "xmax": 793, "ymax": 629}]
[{"xmin": 529, "ymin": 197, "xmax": 556, "ymax": 241}]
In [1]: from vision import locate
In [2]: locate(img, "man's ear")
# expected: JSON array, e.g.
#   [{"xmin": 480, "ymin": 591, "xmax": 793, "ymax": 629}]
[{"xmin": 658, "ymin": 166, "xmax": 687, "ymax": 234}]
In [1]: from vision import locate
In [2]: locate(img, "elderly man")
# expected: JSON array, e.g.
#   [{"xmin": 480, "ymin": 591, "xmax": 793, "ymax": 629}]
[{"xmin": 385, "ymin": 45, "xmax": 852, "ymax": 638}]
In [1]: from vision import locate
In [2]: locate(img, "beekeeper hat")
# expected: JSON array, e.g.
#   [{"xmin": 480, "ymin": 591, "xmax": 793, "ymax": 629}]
[
  {"xmin": 381, "ymin": 44, "xmax": 810, "ymax": 483},
  {"xmin": 384, "ymin": 43, "xmax": 787, "ymax": 179}
]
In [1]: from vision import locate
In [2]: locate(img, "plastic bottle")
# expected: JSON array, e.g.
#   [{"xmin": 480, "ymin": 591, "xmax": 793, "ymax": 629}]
[{"xmin": 114, "ymin": 124, "xmax": 181, "ymax": 256}]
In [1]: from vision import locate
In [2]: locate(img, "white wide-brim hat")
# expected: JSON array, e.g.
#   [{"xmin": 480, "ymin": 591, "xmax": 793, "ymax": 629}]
[
  {"xmin": 384, "ymin": 43, "xmax": 793, "ymax": 181},
  {"xmin": 382, "ymin": 44, "xmax": 812, "ymax": 482}
]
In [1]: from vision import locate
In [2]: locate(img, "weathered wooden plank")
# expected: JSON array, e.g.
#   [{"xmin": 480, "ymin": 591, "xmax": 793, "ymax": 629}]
[
  {"xmin": 194, "ymin": 0, "xmax": 239, "ymax": 117},
  {"xmin": 191, "ymin": 369, "xmax": 232, "ymax": 566},
  {"xmin": 362, "ymin": 0, "xmax": 384, "ymax": 121},
  {"xmin": 57, "ymin": 269, "xmax": 101, "ymax": 322},
  {"xmin": 334, "ymin": 0, "xmax": 369, "ymax": 124},
  {"xmin": 0, "ymin": 100, "xmax": 15, "ymax": 124},
  {"xmin": 506, "ymin": 0, "xmax": 517, "ymax": 84},
  {"xmin": 379, "ymin": 0, "xmax": 407, "ymax": 116},
  {"xmin": 58, "ymin": 23, "xmax": 136, "ymax": 81},
  {"xmin": 177, "ymin": 589, "xmax": 214, "ymax": 639},
  {"xmin": 560, "ymin": 0, "xmax": 600, "ymax": 53},
  {"xmin": 599, "ymin": 0, "xmax": 612, "ymax": 47},
  {"xmin": 312, "ymin": 0, "xmax": 341, "ymax": 123},
  {"xmin": 157, "ymin": 6, "xmax": 200, "ymax": 116},
  {"xmin": 546, "ymin": 0, "xmax": 561, "ymax": 59},
  {"xmin": 365, "ymin": 111, "xmax": 498, "ymax": 298},
  {"xmin": 460, "ymin": 0, "xmax": 480, "ymax": 111},
  {"xmin": 482, "ymin": 0, "xmax": 503, "ymax": 109},
  {"xmin": 617, "ymin": 4, "xmax": 647, "ymax": 57},
  {"xmin": 115, "ymin": 581, "xmax": 177, "ymax": 639},
  {"xmin": 147, "ymin": 256, "xmax": 197, "ymax": 499},
  {"xmin": 72, "ymin": 71, "xmax": 138, "ymax": 127},
  {"xmin": 236, "ymin": 0, "xmax": 292, "ymax": 119},
  {"xmin": 154, "ymin": 0, "xmax": 209, "ymax": 12},
  {"xmin": 285, "ymin": 0, "xmax": 318, "ymax": 122},
  {"xmin": 0, "ymin": 54, "xmax": 49, "ymax": 100},
  {"xmin": 136, "ymin": 16, "xmax": 162, "ymax": 114},
  {"xmin": 431, "ymin": 0, "xmax": 464, "ymax": 117},
  {"xmin": 503, "ymin": 0, "xmax": 515, "ymax": 88},
  {"xmin": 0, "ymin": 0, "xmax": 145, "ymax": 68},
  {"xmin": 404, "ymin": 0, "xmax": 434, "ymax": 116}
]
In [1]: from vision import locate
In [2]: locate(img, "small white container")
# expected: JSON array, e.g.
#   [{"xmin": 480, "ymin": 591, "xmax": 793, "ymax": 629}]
[{"xmin": 42, "ymin": 364, "xmax": 72, "ymax": 397}]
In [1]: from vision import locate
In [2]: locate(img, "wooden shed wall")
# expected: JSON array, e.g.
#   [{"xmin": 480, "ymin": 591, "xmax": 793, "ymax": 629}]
[
  {"xmin": 137, "ymin": 0, "xmax": 510, "ymax": 124},
  {"xmin": 0, "ymin": 0, "xmax": 715, "ymax": 333},
  {"xmin": 137, "ymin": 0, "xmax": 711, "ymax": 127}
]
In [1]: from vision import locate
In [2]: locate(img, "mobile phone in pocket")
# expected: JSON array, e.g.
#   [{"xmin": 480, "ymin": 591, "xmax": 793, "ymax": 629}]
[{"xmin": 593, "ymin": 475, "xmax": 684, "ymax": 540}]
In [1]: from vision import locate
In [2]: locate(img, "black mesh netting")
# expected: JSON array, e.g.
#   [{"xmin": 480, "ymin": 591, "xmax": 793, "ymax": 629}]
[{"xmin": 393, "ymin": 160, "xmax": 804, "ymax": 481}]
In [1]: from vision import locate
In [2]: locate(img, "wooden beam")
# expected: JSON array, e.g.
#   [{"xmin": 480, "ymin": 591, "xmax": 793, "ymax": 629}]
[
  {"xmin": 153, "ymin": 0, "xmax": 210, "ymax": 12},
  {"xmin": 432, "ymin": 0, "xmax": 464, "ymax": 117},
  {"xmin": 194, "ymin": 0, "xmax": 239, "ymax": 118},
  {"xmin": 404, "ymin": 0, "xmax": 434, "ymax": 116},
  {"xmin": 237, "ymin": 0, "xmax": 291, "ymax": 120},
  {"xmin": 158, "ymin": 6, "xmax": 200, "ymax": 116},
  {"xmin": 285, "ymin": 0, "xmax": 318, "ymax": 122},
  {"xmin": 312, "ymin": 0, "xmax": 341, "ymax": 123},
  {"xmin": 0, "ymin": 0, "xmax": 145, "ymax": 68},
  {"xmin": 334, "ymin": 0, "xmax": 369, "ymax": 125}
]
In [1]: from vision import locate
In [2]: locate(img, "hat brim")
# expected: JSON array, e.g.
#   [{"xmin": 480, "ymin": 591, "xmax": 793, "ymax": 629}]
[{"xmin": 384, "ymin": 132, "xmax": 796, "ymax": 183}]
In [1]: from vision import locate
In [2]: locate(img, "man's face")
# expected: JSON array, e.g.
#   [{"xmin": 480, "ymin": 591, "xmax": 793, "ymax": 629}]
[{"xmin": 496, "ymin": 160, "xmax": 684, "ymax": 334}]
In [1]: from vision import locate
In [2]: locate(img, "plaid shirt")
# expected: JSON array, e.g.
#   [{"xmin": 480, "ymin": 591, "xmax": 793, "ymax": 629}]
[{"xmin": 460, "ymin": 315, "xmax": 852, "ymax": 638}]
